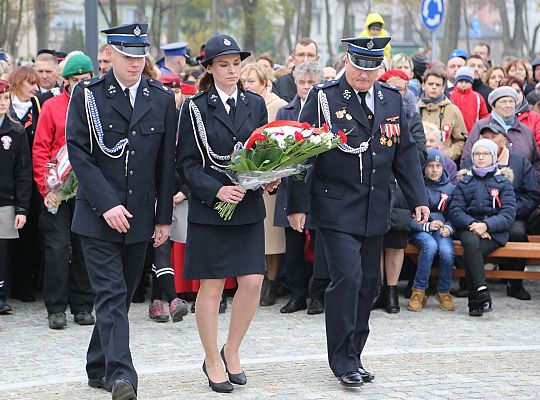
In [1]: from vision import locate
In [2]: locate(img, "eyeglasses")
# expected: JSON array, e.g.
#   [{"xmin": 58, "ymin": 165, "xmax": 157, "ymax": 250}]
[{"xmin": 473, "ymin": 152, "xmax": 492, "ymax": 158}]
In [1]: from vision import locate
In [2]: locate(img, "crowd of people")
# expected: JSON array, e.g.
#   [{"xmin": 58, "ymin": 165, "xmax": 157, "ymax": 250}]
[{"xmin": 0, "ymin": 12, "xmax": 539, "ymax": 399}]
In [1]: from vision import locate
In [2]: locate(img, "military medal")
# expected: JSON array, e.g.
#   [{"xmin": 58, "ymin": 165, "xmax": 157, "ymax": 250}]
[
  {"xmin": 380, "ymin": 136, "xmax": 387, "ymax": 146},
  {"xmin": 336, "ymin": 110, "xmax": 345, "ymax": 119},
  {"xmin": 345, "ymin": 113, "xmax": 352, "ymax": 120},
  {"xmin": 387, "ymin": 139, "xmax": 392, "ymax": 147}
]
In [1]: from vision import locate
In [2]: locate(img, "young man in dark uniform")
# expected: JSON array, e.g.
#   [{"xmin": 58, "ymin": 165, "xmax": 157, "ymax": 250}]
[
  {"xmin": 287, "ymin": 36, "xmax": 429, "ymax": 387},
  {"xmin": 66, "ymin": 23, "xmax": 176, "ymax": 400}
]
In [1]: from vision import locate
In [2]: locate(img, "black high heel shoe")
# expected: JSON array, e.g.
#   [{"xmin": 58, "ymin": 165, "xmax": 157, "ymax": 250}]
[
  {"xmin": 220, "ymin": 346, "xmax": 247, "ymax": 385},
  {"xmin": 202, "ymin": 361, "xmax": 234, "ymax": 393}
]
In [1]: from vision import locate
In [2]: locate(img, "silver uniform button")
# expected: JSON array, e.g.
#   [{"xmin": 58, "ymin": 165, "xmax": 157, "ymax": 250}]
[
  {"xmin": 128, "ymin": 189, "xmax": 133, "ymax": 195},
  {"xmin": 108, "ymin": 124, "xmax": 113, "ymax": 128},
  {"xmin": 372, "ymin": 151, "xmax": 376, "ymax": 156},
  {"xmin": 372, "ymin": 168, "xmax": 376, "ymax": 173},
  {"xmin": 130, "ymin": 150, "xmax": 135, "ymax": 155},
  {"xmin": 370, "ymin": 186, "xmax": 375, "ymax": 191},
  {"xmin": 150, "ymin": 127, "xmax": 155, "ymax": 132},
  {"xmin": 129, "ymin": 171, "xmax": 134, "ymax": 176}
]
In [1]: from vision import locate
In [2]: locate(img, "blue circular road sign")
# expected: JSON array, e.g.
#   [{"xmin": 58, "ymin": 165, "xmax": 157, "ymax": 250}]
[{"xmin": 421, "ymin": 0, "xmax": 445, "ymax": 31}]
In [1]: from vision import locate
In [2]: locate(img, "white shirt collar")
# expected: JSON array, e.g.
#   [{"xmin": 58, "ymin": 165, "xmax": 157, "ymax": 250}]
[
  {"xmin": 215, "ymin": 84, "xmax": 238, "ymax": 112},
  {"xmin": 114, "ymin": 72, "xmax": 141, "ymax": 107}
]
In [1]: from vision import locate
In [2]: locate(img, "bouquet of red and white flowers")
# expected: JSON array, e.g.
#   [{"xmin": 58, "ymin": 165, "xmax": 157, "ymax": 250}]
[
  {"xmin": 214, "ymin": 120, "xmax": 347, "ymax": 220},
  {"xmin": 44, "ymin": 144, "xmax": 78, "ymax": 214}
]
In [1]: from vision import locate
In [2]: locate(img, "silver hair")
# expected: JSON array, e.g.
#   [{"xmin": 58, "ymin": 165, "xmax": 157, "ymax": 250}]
[{"xmin": 293, "ymin": 61, "xmax": 323, "ymax": 82}]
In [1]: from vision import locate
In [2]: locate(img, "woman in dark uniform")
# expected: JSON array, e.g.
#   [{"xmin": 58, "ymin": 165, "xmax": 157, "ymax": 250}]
[{"xmin": 177, "ymin": 34, "xmax": 276, "ymax": 393}]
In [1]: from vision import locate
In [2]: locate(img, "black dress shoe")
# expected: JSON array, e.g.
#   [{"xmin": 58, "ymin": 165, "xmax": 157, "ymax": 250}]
[
  {"xmin": 111, "ymin": 379, "xmax": 137, "ymax": 400},
  {"xmin": 280, "ymin": 297, "xmax": 307, "ymax": 313},
  {"xmin": 337, "ymin": 371, "xmax": 364, "ymax": 387},
  {"xmin": 384, "ymin": 285, "xmax": 400, "ymax": 314},
  {"xmin": 507, "ymin": 284, "xmax": 531, "ymax": 300},
  {"xmin": 307, "ymin": 299, "xmax": 324, "ymax": 315},
  {"xmin": 202, "ymin": 361, "xmax": 234, "ymax": 393},
  {"xmin": 358, "ymin": 366, "xmax": 375, "ymax": 382},
  {"xmin": 88, "ymin": 377, "xmax": 107, "ymax": 391},
  {"xmin": 220, "ymin": 346, "xmax": 247, "ymax": 385},
  {"xmin": 450, "ymin": 277, "xmax": 468, "ymax": 298},
  {"xmin": 219, "ymin": 295, "xmax": 227, "ymax": 314}
]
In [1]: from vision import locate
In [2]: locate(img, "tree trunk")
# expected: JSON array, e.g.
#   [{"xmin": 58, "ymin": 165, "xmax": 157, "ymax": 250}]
[
  {"xmin": 513, "ymin": 0, "xmax": 526, "ymax": 57},
  {"xmin": 150, "ymin": 0, "xmax": 163, "ymax": 56},
  {"xmin": 98, "ymin": 0, "xmax": 111, "ymax": 27},
  {"xmin": 242, "ymin": 0, "xmax": 258, "ymax": 53},
  {"xmin": 276, "ymin": 2, "xmax": 294, "ymax": 62},
  {"xmin": 34, "ymin": 0, "xmax": 50, "ymax": 51},
  {"xmin": 166, "ymin": 2, "xmax": 179, "ymax": 42},
  {"xmin": 342, "ymin": 0, "xmax": 351, "ymax": 39},
  {"xmin": 462, "ymin": 1, "xmax": 470, "ymax": 54},
  {"xmin": 110, "ymin": 0, "xmax": 118, "ymax": 27},
  {"xmin": 531, "ymin": 23, "xmax": 540, "ymax": 58},
  {"xmin": 440, "ymin": 0, "xmax": 461, "ymax": 63},
  {"xmin": 324, "ymin": 0, "xmax": 334, "ymax": 62},
  {"xmin": 301, "ymin": 0, "xmax": 311, "ymax": 38},
  {"xmin": 295, "ymin": 0, "xmax": 303, "ymax": 42},
  {"xmin": 7, "ymin": 0, "xmax": 23, "ymax": 57},
  {"xmin": 136, "ymin": 0, "xmax": 147, "ymax": 23},
  {"xmin": 494, "ymin": 0, "xmax": 512, "ymax": 55}
]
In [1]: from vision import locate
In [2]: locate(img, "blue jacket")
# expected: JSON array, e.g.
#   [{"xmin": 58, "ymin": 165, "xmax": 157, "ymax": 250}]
[
  {"xmin": 410, "ymin": 169, "xmax": 455, "ymax": 233},
  {"xmin": 461, "ymin": 152, "xmax": 540, "ymax": 220},
  {"xmin": 448, "ymin": 168, "xmax": 517, "ymax": 245}
]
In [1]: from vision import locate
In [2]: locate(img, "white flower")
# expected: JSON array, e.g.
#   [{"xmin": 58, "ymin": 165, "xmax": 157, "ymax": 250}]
[{"xmin": 309, "ymin": 135, "xmax": 322, "ymax": 144}]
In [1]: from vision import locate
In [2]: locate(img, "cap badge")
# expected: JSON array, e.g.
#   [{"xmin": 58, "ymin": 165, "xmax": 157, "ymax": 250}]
[
  {"xmin": 366, "ymin": 39, "xmax": 374, "ymax": 50},
  {"xmin": 435, "ymin": 155, "xmax": 441, "ymax": 162},
  {"xmin": 134, "ymin": 25, "xmax": 141, "ymax": 37},
  {"xmin": 107, "ymin": 85, "xmax": 116, "ymax": 95},
  {"xmin": 78, "ymin": 68, "xmax": 83, "ymax": 74},
  {"xmin": 343, "ymin": 89, "xmax": 351, "ymax": 100},
  {"xmin": 210, "ymin": 94, "xmax": 218, "ymax": 102},
  {"xmin": 142, "ymin": 87, "xmax": 150, "ymax": 97},
  {"xmin": 223, "ymin": 38, "xmax": 232, "ymax": 46},
  {"xmin": 1, "ymin": 135, "xmax": 12, "ymax": 150}
]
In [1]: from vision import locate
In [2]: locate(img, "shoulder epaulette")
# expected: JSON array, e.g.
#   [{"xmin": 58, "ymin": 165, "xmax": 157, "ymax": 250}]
[
  {"xmin": 147, "ymin": 78, "xmax": 173, "ymax": 94},
  {"xmin": 244, "ymin": 89, "xmax": 263, "ymax": 99},
  {"xmin": 379, "ymin": 82, "xmax": 400, "ymax": 92},
  {"xmin": 313, "ymin": 79, "xmax": 339, "ymax": 91},
  {"xmin": 81, "ymin": 76, "xmax": 104, "ymax": 87},
  {"xmin": 189, "ymin": 91, "xmax": 205, "ymax": 100}
]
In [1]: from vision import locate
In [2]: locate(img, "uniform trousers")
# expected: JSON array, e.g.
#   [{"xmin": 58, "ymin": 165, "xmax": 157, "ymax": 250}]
[
  {"xmin": 39, "ymin": 199, "xmax": 94, "ymax": 315},
  {"xmin": 81, "ymin": 236, "xmax": 147, "ymax": 391},
  {"xmin": 317, "ymin": 227, "xmax": 382, "ymax": 377}
]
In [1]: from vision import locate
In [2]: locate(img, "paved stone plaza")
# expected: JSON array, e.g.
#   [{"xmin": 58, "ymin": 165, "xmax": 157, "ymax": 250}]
[{"xmin": 1, "ymin": 280, "xmax": 539, "ymax": 399}]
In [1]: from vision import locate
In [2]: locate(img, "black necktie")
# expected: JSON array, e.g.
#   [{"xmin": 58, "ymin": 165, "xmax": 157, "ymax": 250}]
[
  {"xmin": 124, "ymin": 88, "xmax": 132, "ymax": 109},
  {"xmin": 358, "ymin": 91, "xmax": 373, "ymax": 127},
  {"xmin": 226, "ymin": 97, "xmax": 236, "ymax": 122}
]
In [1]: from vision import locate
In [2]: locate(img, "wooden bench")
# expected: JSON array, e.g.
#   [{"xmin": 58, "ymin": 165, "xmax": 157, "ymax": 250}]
[{"xmin": 404, "ymin": 236, "xmax": 540, "ymax": 281}]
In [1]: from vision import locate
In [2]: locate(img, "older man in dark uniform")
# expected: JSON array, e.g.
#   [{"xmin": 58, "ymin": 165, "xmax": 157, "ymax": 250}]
[
  {"xmin": 66, "ymin": 23, "xmax": 176, "ymax": 400},
  {"xmin": 288, "ymin": 36, "xmax": 429, "ymax": 387}
]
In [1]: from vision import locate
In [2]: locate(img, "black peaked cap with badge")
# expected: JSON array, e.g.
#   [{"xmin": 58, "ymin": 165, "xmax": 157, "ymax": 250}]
[
  {"xmin": 201, "ymin": 34, "xmax": 251, "ymax": 67},
  {"xmin": 102, "ymin": 23, "xmax": 149, "ymax": 57},
  {"xmin": 341, "ymin": 36, "xmax": 391, "ymax": 70}
]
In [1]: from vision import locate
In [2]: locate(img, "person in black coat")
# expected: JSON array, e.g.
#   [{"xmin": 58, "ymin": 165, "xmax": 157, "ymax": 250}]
[
  {"xmin": 176, "ymin": 34, "xmax": 277, "ymax": 394},
  {"xmin": 449, "ymin": 139, "xmax": 516, "ymax": 317},
  {"xmin": 0, "ymin": 80, "xmax": 31, "ymax": 313},
  {"xmin": 287, "ymin": 36, "xmax": 429, "ymax": 387},
  {"xmin": 66, "ymin": 24, "xmax": 176, "ymax": 399},
  {"xmin": 461, "ymin": 124, "xmax": 540, "ymax": 300}
]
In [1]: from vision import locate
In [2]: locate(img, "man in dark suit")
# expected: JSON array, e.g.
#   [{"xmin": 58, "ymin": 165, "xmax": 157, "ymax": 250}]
[
  {"xmin": 274, "ymin": 61, "xmax": 327, "ymax": 315},
  {"xmin": 273, "ymin": 38, "xmax": 319, "ymax": 102},
  {"xmin": 66, "ymin": 23, "xmax": 176, "ymax": 400},
  {"xmin": 287, "ymin": 36, "xmax": 429, "ymax": 387}
]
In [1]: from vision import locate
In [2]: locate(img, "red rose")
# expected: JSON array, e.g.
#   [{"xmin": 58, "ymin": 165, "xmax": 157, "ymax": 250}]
[
  {"xmin": 294, "ymin": 131, "xmax": 305, "ymax": 143},
  {"xmin": 322, "ymin": 123, "xmax": 329, "ymax": 132},
  {"xmin": 301, "ymin": 122, "xmax": 311, "ymax": 130},
  {"xmin": 338, "ymin": 130, "xmax": 347, "ymax": 144}
]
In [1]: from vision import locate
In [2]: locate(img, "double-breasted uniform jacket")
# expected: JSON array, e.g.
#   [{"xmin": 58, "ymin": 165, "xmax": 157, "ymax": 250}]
[
  {"xmin": 176, "ymin": 84, "xmax": 268, "ymax": 225},
  {"xmin": 288, "ymin": 76, "xmax": 428, "ymax": 236},
  {"xmin": 66, "ymin": 70, "xmax": 177, "ymax": 244}
]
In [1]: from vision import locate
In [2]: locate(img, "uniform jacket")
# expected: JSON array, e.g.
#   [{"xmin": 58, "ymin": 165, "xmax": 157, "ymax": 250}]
[
  {"xmin": 31, "ymin": 88, "xmax": 60, "ymax": 139},
  {"xmin": 461, "ymin": 152, "xmax": 540, "ymax": 220},
  {"xmin": 449, "ymin": 86, "xmax": 489, "ymax": 133},
  {"xmin": 448, "ymin": 168, "xmax": 516, "ymax": 245},
  {"xmin": 66, "ymin": 70, "xmax": 176, "ymax": 244},
  {"xmin": 176, "ymin": 84, "xmax": 268, "ymax": 226},
  {"xmin": 418, "ymin": 96, "xmax": 468, "ymax": 161},
  {"xmin": 463, "ymin": 115, "xmax": 540, "ymax": 186},
  {"xmin": 359, "ymin": 13, "xmax": 392, "ymax": 60},
  {"xmin": 287, "ymin": 75, "xmax": 428, "ymax": 236},
  {"xmin": 410, "ymin": 170, "xmax": 455, "ymax": 233},
  {"xmin": 0, "ymin": 116, "xmax": 32, "ymax": 214},
  {"xmin": 33, "ymin": 88, "xmax": 71, "ymax": 198}
]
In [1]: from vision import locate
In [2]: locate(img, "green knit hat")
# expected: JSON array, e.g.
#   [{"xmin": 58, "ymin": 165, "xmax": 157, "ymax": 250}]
[{"xmin": 62, "ymin": 54, "xmax": 93, "ymax": 78}]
